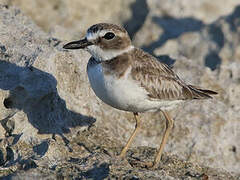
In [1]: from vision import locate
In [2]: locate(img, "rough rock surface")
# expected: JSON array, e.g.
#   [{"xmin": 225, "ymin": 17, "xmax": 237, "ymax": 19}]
[
  {"xmin": 0, "ymin": 1, "xmax": 240, "ymax": 179},
  {"xmin": 0, "ymin": 0, "xmax": 135, "ymax": 36}
]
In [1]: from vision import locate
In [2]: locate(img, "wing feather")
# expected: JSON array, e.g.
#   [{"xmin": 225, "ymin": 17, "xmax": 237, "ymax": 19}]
[{"xmin": 130, "ymin": 48, "xmax": 194, "ymax": 100}]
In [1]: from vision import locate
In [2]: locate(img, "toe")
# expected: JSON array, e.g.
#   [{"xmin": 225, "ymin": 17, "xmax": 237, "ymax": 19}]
[{"xmin": 130, "ymin": 160, "xmax": 156, "ymax": 169}]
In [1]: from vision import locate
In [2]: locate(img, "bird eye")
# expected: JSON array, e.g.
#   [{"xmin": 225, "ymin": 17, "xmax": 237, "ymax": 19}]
[{"xmin": 103, "ymin": 32, "xmax": 115, "ymax": 40}]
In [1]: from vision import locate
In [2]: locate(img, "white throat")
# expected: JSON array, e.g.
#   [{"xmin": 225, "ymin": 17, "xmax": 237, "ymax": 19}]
[{"xmin": 86, "ymin": 45, "xmax": 134, "ymax": 61}]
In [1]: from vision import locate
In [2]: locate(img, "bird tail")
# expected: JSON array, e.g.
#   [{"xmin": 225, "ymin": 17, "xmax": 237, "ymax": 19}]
[{"xmin": 187, "ymin": 85, "xmax": 218, "ymax": 99}]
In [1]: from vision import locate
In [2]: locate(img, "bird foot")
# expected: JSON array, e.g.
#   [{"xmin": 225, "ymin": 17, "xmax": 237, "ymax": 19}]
[
  {"xmin": 117, "ymin": 154, "xmax": 126, "ymax": 161},
  {"xmin": 129, "ymin": 160, "xmax": 157, "ymax": 169}
]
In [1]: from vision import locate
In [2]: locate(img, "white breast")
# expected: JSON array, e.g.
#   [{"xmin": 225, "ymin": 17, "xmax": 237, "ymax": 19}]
[{"xmin": 87, "ymin": 60, "xmax": 183, "ymax": 112}]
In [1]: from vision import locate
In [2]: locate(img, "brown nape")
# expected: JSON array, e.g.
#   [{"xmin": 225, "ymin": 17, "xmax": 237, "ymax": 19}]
[{"xmin": 102, "ymin": 53, "xmax": 131, "ymax": 78}]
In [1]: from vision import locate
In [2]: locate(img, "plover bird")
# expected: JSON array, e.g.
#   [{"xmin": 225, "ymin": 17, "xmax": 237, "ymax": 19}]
[{"xmin": 63, "ymin": 23, "xmax": 217, "ymax": 168}]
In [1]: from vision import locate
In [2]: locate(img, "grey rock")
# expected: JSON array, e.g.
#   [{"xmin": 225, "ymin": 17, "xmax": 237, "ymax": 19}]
[
  {"xmin": 0, "ymin": 0, "xmax": 135, "ymax": 35},
  {"xmin": 130, "ymin": 3, "xmax": 240, "ymax": 173},
  {"xmin": 0, "ymin": 1, "xmax": 240, "ymax": 179},
  {"xmin": 134, "ymin": 3, "xmax": 240, "ymax": 70}
]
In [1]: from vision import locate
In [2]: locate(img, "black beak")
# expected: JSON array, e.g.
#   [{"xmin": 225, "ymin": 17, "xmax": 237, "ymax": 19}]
[{"xmin": 63, "ymin": 38, "xmax": 93, "ymax": 49}]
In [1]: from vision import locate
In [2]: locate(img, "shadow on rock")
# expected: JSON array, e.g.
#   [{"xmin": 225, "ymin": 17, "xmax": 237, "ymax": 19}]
[
  {"xmin": 143, "ymin": 16, "xmax": 204, "ymax": 54},
  {"xmin": 123, "ymin": 0, "xmax": 149, "ymax": 39},
  {"xmin": 0, "ymin": 60, "xmax": 96, "ymax": 139},
  {"xmin": 226, "ymin": 5, "xmax": 240, "ymax": 32},
  {"xmin": 204, "ymin": 5, "xmax": 240, "ymax": 70},
  {"xmin": 80, "ymin": 163, "xmax": 110, "ymax": 180},
  {"xmin": 141, "ymin": 5, "xmax": 240, "ymax": 70}
]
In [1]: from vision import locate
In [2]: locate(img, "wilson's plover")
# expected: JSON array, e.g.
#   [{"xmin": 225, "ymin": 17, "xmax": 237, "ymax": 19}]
[{"xmin": 63, "ymin": 23, "xmax": 217, "ymax": 169}]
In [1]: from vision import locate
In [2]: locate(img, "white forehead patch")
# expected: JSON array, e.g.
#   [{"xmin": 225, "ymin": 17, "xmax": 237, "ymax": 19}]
[
  {"xmin": 86, "ymin": 30, "xmax": 112, "ymax": 41},
  {"xmin": 86, "ymin": 31, "xmax": 98, "ymax": 41}
]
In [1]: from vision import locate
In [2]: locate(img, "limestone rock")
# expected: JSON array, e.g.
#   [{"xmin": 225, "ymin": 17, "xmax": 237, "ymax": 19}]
[
  {"xmin": 0, "ymin": 1, "xmax": 240, "ymax": 179},
  {"xmin": 0, "ymin": 0, "xmax": 135, "ymax": 35}
]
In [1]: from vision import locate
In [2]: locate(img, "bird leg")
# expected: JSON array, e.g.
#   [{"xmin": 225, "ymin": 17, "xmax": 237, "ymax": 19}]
[
  {"xmin": 119, "ymin": 112, "xmax": 141, "ymax": 158},
  {"xmin": 131, "ymin": 110, "xmax": 173, "ymax": 169},
  {"xmin": 151, "ymin": 110, "xmax": 173, "ymax": 168}
]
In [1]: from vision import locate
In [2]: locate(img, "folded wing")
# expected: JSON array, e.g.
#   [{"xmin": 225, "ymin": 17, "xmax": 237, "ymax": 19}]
[{"xmin": 130, "ymin": 48, "xmax": 217, "ymax": 101}]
